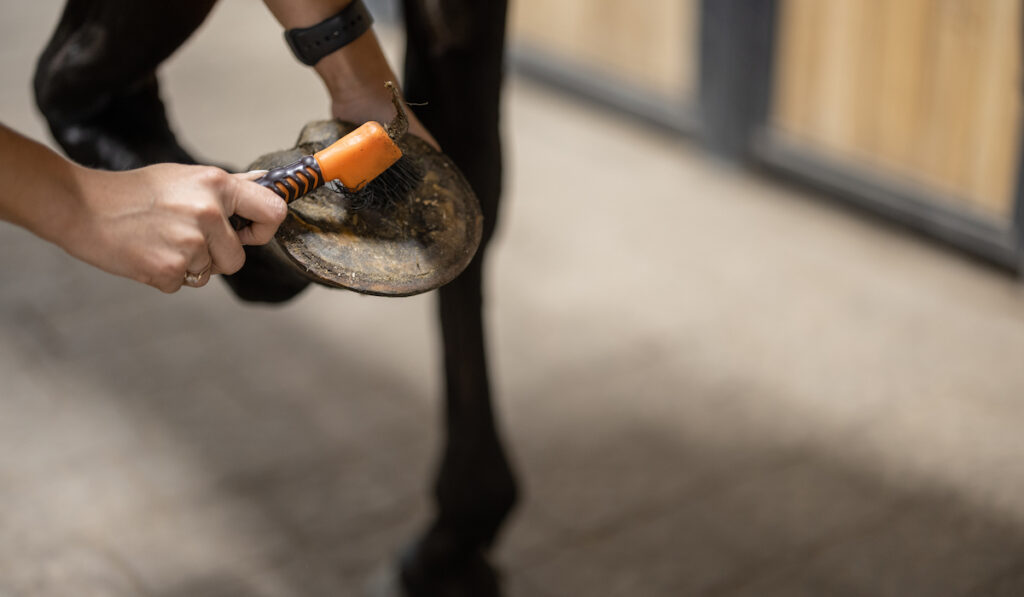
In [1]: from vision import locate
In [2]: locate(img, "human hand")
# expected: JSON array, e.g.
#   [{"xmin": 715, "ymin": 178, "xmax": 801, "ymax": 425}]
[
  {"xmin": 313, "ymin": 31, "xmax": 440, "ymax": 149},
  {"xmin": 330, "ymin": 78, "xmax": 438, "ymax": 150},
  {"xmin": 64, "ymin": 165, "xmax": 287, "ymax": 293}
]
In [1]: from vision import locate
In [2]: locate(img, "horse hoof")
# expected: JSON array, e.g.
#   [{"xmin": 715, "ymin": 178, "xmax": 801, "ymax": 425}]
[{"xmin": 246, "ymin": 119, "xmax": 483, "ymax": 297}]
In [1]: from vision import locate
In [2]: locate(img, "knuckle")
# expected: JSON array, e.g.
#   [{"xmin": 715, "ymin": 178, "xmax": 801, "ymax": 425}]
[
  {"xmin": 196, "ymin": 166, "xmax": 228, "ymax": 188},
  {"xmin": 138, "ymin": 255, "xmax": 184, "ymax": 293},
  {"xmin": 161, "ymin": 256, "xmax": 186, "ymax": 279}
]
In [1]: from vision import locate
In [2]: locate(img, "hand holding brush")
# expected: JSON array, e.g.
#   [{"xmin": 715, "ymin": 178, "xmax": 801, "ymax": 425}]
[{"xmin": 230, "ymin": 81, "xmax": 421, "ymax": 231}]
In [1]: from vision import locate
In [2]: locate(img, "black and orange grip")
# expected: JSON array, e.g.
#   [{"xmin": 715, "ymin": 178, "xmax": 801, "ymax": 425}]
[
  {"xmin": 230, "ymin": 156, "xmax": 323, "ymax": 230},
  {"xmin": 230, "ymin": 121, "xmax": 403, "ymax": 231}
]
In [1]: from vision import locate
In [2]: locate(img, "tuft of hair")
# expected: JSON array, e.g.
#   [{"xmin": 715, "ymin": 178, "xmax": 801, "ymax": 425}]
[{"xmin": 332, "ymin": 154, "xmax": 423, "ymax": 211}]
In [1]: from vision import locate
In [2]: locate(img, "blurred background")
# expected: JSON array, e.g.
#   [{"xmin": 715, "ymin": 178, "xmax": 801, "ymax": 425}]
[{"xmin": 3, "ymin": 0, "xmax": 1024, "ymax": 595}]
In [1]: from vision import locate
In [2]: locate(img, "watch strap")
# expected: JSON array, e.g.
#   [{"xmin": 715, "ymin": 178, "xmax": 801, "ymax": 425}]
[{"xmin": 285, "ymin": 0, "xmax": 374, "ymax": 67}]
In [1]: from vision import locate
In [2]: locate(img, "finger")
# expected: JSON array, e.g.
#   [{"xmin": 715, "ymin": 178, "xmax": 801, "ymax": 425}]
[
  {"xmin": 185, "ymin": 245, "xmax": 212, "ymax": 277},
  {"xmin": 183, "ymin": 270, "xmax": 212, "ymax": 288},
  {"xmin": 151, "ymin": 254, "xmax": 186, "ymax": 294},
  {"xmin": 183, "ymin": 249, "xmax": 213, "ymax": 288},
  {"xmin": 228, "ymin": 173, "xmax": 288, "ymax": 245},
  {"xmin": 205, "ymin": 210, "xmax": 247, "ymax": 275},
  {"xmin": 198, "ymin": 266, "xmax": 212, "ymax": 287},
  {"xmin": 182, "ymin": 268, "xmax": 212, "ymax": 288},
  {"xmin": 154, "ymin": 273, "xmax": 184, "ymax": 294}
]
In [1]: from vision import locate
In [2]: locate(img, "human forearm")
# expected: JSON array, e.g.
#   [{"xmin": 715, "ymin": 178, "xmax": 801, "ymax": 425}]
[
  {"xmin": 0, "ymin": 124, "xmax": 85, "ymax": 246},
  {"xmin": 263, "ymin": 0, "xmax": 393, "ymax": 102},
  {"xmin": 262, "ymin": 0, "xmax": 354, "ymax": 28},
  {"xmin": 261, "ymin": 0, "xmax": 437, "ymax": 146},
  {"xmin": 0, "ymin": 123, "xmax": 287, "ymax": 292}
]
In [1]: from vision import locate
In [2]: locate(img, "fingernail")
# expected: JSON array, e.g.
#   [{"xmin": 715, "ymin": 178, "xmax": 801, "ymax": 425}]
[{"xmin": 246, "ymin": 169, "xmax": 268, "ymax": 176}]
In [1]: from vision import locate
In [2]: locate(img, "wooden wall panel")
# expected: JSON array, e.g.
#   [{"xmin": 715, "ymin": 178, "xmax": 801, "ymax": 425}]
[
  {"xmin": 511, "ymin": 0, "xmax": 698, "ymax": 100},
  {"xmin": 772, "ymin": 0, "xmax": 1022, "ymax": 216}
]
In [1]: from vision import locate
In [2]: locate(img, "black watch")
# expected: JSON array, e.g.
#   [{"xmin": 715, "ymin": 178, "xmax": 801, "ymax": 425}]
[{"xmin": 285, "ymin": 0, "xmax": 374, "ymax": 67}]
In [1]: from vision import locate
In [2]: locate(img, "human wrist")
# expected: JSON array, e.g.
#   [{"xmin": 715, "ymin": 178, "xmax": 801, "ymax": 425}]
[
  {"xmin": 269, "ymin": 2, "xmax": 408, "ymax": 122},
  {"xmin": 9, "ymin": 159, "xmax": 91, "ymax": 251},
  {"xmin": 315, "ymin": 30, "xmax": 398, "ymax": 106},
  {"xmin": 267, "ymin": 2, "xmax": 437, "ymax": 147},
  {"xmin": 45, "ymin": 164, "xmax": 103, "ymax": 253}
]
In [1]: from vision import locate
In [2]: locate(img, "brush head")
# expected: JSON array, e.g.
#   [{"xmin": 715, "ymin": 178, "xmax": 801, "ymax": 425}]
[
  {"xmin": 329, "ymin": 153, "xmax": 424, "ymax": 210},
  {"xmin": 330, "ymin": 80, "xmax": 421, "ymax": 210},
  {"xmin": 312, "ymin": 81, "xmax": 425, "ymax": 211}
]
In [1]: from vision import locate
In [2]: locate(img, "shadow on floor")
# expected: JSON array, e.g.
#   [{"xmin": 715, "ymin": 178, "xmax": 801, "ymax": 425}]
[{"xmin": 3, "ymin": 245, "xmax": 1024, "ymax": 597}]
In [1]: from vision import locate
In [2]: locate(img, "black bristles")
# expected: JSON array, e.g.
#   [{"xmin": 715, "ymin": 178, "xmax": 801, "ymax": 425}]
[
  {"xmin": 321, "ymin": 81, "xmax": 422, "ymax": 211},
  {"xmin": 333, "ymin": 154, "xmax": 423, "ymax": 211}
]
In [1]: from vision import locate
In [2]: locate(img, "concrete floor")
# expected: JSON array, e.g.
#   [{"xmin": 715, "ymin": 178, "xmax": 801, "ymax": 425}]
[{"xmin": 4, "ymin": 1, "xmax": 1024, "ymax": 596}]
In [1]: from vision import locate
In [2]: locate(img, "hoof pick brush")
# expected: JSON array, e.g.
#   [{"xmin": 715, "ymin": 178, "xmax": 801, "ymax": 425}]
[{"xmin": 230, "ymin": 81, "xmax": 421, "ymax": 231}]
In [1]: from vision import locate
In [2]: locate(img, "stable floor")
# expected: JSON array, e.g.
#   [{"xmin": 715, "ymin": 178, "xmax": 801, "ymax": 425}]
[{"xmin": 3, "ymin": 2, "xmax": 1024, "ymax": 596}]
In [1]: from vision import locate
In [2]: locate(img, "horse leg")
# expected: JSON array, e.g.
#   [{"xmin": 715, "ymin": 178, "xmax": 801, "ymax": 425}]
[
  {"xmin": 34, "ymin": 0, "xmax": 218, "ymax": 169},
  {"xmin": 397, "ymin": 1, "xmax": 516, "ymax": 595},
  {"xmin": 34, "ymin": 0, "xmax": 311, "ymax": 302}
]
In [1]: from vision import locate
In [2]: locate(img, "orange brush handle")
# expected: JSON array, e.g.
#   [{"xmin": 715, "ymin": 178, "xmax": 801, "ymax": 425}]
[
  {"xmin": 313, "ymin": 121, "xmax": 402, "ymax": 191},
  {"xmin": 230, "ymin": 122, "xmax": 403, "ymax": 230}
]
